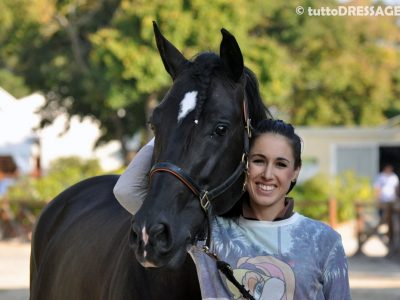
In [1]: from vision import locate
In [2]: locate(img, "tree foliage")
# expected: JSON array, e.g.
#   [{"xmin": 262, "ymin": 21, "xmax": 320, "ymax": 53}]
[
  {"xmin": 1, "ymin": 0, "xmax": 399, "ymax": 162},
  {"xmin": 7, "ymin": 156, "xmax": 102, "ymax": 202},
  {"xmin": 292, "ymin": 171, "xmax": 374, "ymax": 222}
]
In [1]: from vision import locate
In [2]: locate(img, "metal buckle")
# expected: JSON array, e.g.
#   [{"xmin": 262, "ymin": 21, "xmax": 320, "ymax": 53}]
[
  {"xmin": 202, "ymin": 245, "xmax": 219, "ymax": 261},
  {"xmin": 200, "ymin": 191, "xmax": 210, "ymax": 211},
  {"xmin": 241, "ymin": 153, "xmax": 249, "ymax": 170},
  {"xmin": 246, "ymin": 118, "xmax": 252, "ymax": 138}
]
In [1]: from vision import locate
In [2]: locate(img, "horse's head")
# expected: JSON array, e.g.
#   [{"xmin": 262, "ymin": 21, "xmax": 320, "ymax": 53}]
[{"xmin": 131, "ymin": 22, "xmax": 267, "ymax": 268}]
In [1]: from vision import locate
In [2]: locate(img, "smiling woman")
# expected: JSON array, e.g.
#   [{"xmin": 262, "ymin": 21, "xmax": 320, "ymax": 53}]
[
  {"xmin": 244, "ymin": 131, "xmax": 300, "ymax": 221},
  {"xmin": 115, "ymin": 119, "xmax": 352, "ymax": 300}
]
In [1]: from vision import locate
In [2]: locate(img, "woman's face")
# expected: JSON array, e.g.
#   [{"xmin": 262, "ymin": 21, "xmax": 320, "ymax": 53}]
[{"xmin": 245, "ymin": 133, "xmax": 300, "ymax": 221}]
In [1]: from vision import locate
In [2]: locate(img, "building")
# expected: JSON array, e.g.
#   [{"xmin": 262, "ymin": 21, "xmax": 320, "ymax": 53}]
[{"xmin": 297, "ymin": 118, "xmax": 400, "ymax": 183}]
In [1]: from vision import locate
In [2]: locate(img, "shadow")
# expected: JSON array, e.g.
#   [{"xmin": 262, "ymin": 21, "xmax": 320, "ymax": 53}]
[
  {"xmin": 348, "ymin": 255, "xmax": 400, "ymax": 300},
  {"xmin": 348, "ymin": 255, "xmax": 400, "ymax": 276},
  {"xmin": 351, "ymin": 288, "xmax": 400, "ymax": 300},
  {"xmin": 0, "ymin": 288, "xmax": 29, "ymax": 300}
]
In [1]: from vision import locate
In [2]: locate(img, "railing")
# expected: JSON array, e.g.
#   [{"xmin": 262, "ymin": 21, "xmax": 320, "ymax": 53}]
[
  {"xmin": 295, "ymin": 198, "xmax": 338, "ymax": 228},
  {"xmin": 2, "ymin": 195, "xmax": 398, "ymax": 255},
  {"xmin": 355, "ymin": 201, "xmax": 400, "ymax": 256},
  {"xmin": 297, "ymin": 198, "xmax": 400, "ymax": 257},
  {"xmin": 0, "ymin": 198, "xmax": 44, "ymax": 241}
]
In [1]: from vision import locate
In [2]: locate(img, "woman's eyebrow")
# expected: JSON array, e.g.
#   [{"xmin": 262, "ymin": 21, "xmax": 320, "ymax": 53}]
[
  {"xmin": 250, "ymin": 154, "xmax": 291, "ymax": 163},
  {"xmin": 249, "ymin": 153, "xmax": 265, "ymax": 159},
  {"xmin": 276, "ymin": 157, "xmax": 290, "ymax": 163}
]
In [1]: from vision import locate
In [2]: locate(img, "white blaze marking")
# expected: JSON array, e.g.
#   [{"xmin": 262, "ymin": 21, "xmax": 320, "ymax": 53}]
[
  {"xmin": 142, "ymin": 227, "xmax": 149, "ymax": 246},
  {"xmin": 177, "ymin": 91, "xmax": 198, "ymax": 122}
]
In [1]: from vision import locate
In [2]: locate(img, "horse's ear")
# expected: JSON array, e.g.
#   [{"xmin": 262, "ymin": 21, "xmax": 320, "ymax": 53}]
[
  {"xmin": 220, "ymin": 28, "xmax": 244, "ymax": 82},
  {"xmin": 153, "ymin": 21, "xmax": 188, "ymax": 80}
]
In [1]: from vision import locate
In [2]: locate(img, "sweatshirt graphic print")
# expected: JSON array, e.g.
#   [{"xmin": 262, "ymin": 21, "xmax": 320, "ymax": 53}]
[{"xmin": 189, "ymin": 213, "xmax": 351, "ymax": 300}]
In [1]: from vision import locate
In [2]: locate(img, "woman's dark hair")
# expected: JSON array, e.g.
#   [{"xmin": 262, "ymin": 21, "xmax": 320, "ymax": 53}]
[
  {"xmin": 252, "ymin": 119, "xmax": 302, "ymax": 172},
  {"xmin": 222, "ymin": 119, "xmax": 302, "ymax": 218}
]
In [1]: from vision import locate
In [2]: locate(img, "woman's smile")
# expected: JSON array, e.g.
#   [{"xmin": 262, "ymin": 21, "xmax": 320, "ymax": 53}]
[{"xmin": 256, "ymin": 183, "xmax": 276, "ymax": 192}]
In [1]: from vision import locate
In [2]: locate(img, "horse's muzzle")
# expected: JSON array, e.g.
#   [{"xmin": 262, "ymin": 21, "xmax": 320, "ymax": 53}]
[{"xmin": 130, "ymin": 220, "xmax": 189, "ymax": 268}]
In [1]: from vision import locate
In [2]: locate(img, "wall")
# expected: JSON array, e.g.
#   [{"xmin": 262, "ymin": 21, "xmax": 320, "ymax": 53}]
[{"xmin": 297, "ymin": 126, "xmax": 400, "ymax": 182}]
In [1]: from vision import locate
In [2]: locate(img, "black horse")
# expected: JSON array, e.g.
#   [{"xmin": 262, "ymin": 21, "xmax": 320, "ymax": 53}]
[{"xmin": 30, "ymin": 23, "xmax": 268, "ymax": 299}]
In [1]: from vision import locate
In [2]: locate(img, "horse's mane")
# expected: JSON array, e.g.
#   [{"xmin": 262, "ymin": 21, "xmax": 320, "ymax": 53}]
[{"xmin": 244, "ymin": 67, "xmax": 272, "ymax": 125}]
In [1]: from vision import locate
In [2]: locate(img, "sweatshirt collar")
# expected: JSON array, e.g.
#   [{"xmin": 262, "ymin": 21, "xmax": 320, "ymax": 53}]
[{"xmin": 242, "ymin": 197, "xmax": 294, "ymax": 221}]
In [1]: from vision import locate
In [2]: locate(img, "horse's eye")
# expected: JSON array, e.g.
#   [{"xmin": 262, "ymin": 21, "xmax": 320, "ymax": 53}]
[
  {"xmin": 148, "ymin": 121, "xmax": 155, "ymax": 132},
  {"xmin": 214, "ymin": 124, "xmax": 228, "ymax": 136},
  {"xmin": 148, "ymin": 114, "xmax": 158, "ymax": 132}
]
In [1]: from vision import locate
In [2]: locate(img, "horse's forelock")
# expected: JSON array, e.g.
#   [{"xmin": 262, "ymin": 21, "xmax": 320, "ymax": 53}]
[
  {"xmin": 190, "ymin": 53, "xmax": 222, "ymax": 122},
  {"xmin": 171, "ymin": 54, "xmax": 267, "ymax": 135},
  {"xmin": 183, "ymin": 54, "xmax": 268, "ymax": 129}
]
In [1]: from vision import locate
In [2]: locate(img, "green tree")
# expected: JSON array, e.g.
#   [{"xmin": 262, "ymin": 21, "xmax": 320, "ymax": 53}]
[
  {"xmin": 253, "ymin": 0, "xmax": 400, "ymax": 125},
  {"xmin": 2, "ymin": 0, "xmax": 399, "ymax": 165},
  {"xmin": 8, "ymin": 0, "xmax": 291, "ymax": 163},
  {"xmin": 0, "ymin": 0, "xmax": 38, "ymax": 97},
  {"xmin": 7, "ymin": 156, "xmax": 102, "ymax": 202}
]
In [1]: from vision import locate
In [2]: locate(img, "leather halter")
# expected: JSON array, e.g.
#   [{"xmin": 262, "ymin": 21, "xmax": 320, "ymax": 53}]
[
  {"xmin": 149, "ymin": 98, "xmax": 251, "ymax": 213},
  {"xmin": 148, "ymin": 97, "xmax": 255, "ymax": 300}
]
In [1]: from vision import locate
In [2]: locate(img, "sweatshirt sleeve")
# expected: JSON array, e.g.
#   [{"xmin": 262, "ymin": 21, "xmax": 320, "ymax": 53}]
[
  {"xmin": 322, "ymin": 237, "xmax": 352, "ymax": 300},
  {"xmin": 113, "ymin": 138, "xmax": 154, "ymax": 215}
]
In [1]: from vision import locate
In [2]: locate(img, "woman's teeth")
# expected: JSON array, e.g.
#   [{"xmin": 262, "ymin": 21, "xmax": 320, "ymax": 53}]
[{"xmin": 258, "ymin": 184, "xmax": 275, "ymax": 191}]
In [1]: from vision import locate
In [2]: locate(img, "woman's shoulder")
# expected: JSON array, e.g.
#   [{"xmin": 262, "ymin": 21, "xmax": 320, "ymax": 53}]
[
  {"xmin": 296, "ymin": 214, "xmax": 341, "ymax": 240},
  {"xmin": 212, "ymin": 213, "xmax": 341, "ymax": 239}
]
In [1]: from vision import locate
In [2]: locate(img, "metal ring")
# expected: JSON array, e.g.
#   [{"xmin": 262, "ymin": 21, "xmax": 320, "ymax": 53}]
[{"xmin": 200, "ymin": 191, "xmax": 210, "ymax": 211}]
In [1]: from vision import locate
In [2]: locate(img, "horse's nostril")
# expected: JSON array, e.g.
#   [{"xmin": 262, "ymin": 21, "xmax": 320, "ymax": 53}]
[
  {"xmin": 129, "ymin": 224, "xmax": 140, "ymax": 248},
  {"xmin": 149, "ymin": 223, "xmax": 170, "ymax": 249},
  {"xmin": 130, "ymin": 222, "xmax": 173, "ymax": 254}
]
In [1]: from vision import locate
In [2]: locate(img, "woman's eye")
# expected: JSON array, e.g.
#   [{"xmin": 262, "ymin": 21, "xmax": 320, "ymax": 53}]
[
  {"xmin": 214, "ymin": 124, "xmax": 228, "ymax": 136},
  {"xmin": 277, "ymin": 162, "xmax": 288, "ymax": 168},
  {"xmin": 252, "ymin": 159, "xmax": 264, "ymax": 164}
]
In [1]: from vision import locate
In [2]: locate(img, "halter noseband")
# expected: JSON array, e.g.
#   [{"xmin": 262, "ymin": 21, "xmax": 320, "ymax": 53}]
[{"xmin": 149, "ymin": 98, "xmax": 251, "ymax": 213}]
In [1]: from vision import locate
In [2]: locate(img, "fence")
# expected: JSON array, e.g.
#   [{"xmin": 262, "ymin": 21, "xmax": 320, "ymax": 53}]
[
  {"xmin": 355, "ymin": 201, "xmax": 400, "ymax": 256},
  {"xmin": 296, "ymin": 197, "xmax": 338, "ymax": 227},
  {"xmin": 2, "ymin": 196, "xmax": 399, "ymax": 256},
  {"xmin": 0, "ymin": 198, "xmax": 45, "ymax": 241}
]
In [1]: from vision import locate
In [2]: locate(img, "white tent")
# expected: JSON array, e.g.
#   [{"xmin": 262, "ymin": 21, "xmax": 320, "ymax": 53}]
[
  {"xmin": 0, "ymin": 88, "xmax": 43, "ymax": 173},
  {"xmin": 0, "ymin": 88, "xmax": 122, "ymax": 174}
]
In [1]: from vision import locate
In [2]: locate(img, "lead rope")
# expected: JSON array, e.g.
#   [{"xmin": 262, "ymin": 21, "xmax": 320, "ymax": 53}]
[
  {"xmin": 202, "ymin": 245, "xmax": 255, "ymax": 300},
  {"xmin": 200, "ymin": 106, "xmax": 255, "ymax": 300},
  {"xmin": 201, "ymin": 209, "xmax": 255, "ymax": 300}
]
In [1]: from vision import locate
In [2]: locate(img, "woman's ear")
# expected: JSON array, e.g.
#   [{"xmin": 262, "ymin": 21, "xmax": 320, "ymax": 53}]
[
  {"xmin": 292, "ymin": 167, "xmax": 301, "ymax": 182},
  {"xmin": 287, "ymin": 167, "xmax": 301, "ymax": 194}
]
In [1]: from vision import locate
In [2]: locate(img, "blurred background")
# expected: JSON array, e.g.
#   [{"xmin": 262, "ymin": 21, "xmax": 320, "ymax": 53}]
[{"xmin": 0, "ymin": 0, "xmax": 399, "ymax": 299}]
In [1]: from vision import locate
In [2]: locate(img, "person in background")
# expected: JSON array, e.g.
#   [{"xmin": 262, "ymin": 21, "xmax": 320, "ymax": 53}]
[
  {"xmin": 114, "ymin": 119, "xmax": 351, "ymax": 300},
  {"xmin": 374, "ymin": 163, "xmax": 399, "ymax": 225},
  {"xmin": 0, "ymin": 156, "xmax": 18, "ymax": 198}
]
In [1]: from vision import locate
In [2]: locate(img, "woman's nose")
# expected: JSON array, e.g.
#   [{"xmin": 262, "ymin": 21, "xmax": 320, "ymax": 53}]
[{"xmin": 261, "ymin": 164, "xmax": 273, "ymax": 179}]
